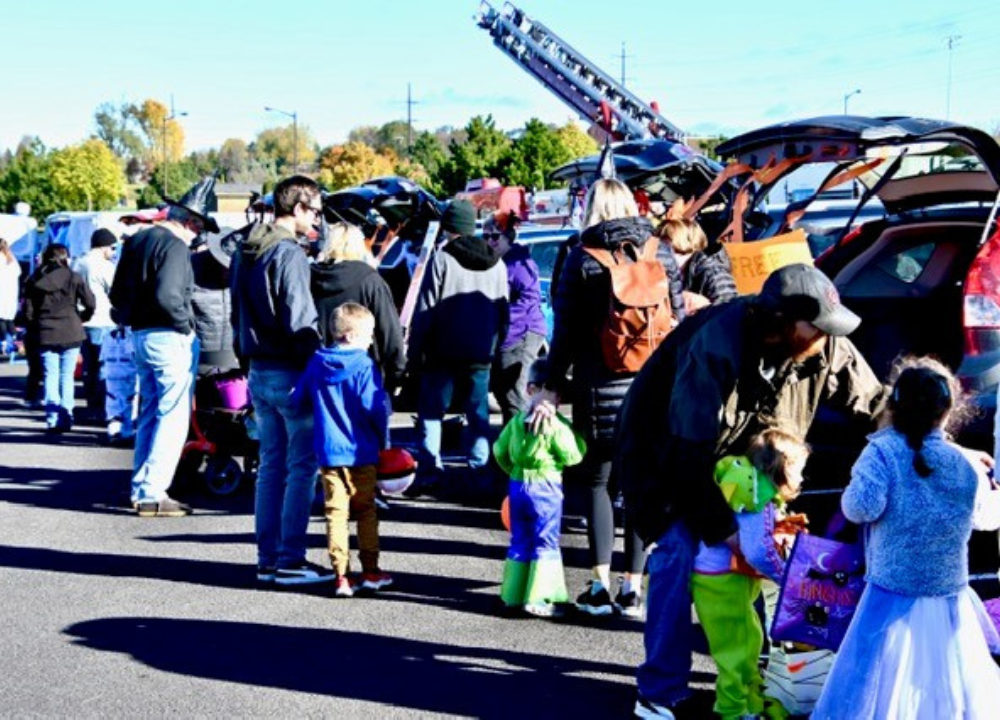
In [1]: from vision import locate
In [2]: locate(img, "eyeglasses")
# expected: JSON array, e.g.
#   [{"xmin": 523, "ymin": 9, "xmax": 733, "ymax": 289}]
[{"xmin": 300, "ymin": 202, "xmax": 323, "ymax": 217}]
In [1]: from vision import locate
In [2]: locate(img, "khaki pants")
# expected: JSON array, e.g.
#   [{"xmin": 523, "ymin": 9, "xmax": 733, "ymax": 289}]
[{"xmin": 320, "ymin": 465, "xmax": 379, "ymax": 576}]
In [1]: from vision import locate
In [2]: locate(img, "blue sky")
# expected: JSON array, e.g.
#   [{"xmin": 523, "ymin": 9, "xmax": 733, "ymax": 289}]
[{"xmin": 4, "ymin": 0, "xmax": 999, "ymax": 154}]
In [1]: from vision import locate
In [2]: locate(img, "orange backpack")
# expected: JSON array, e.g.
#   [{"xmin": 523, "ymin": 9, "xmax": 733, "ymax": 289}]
[{"xmin": 583, "ymin": 238, "xmax": 673, "ymax": 374}]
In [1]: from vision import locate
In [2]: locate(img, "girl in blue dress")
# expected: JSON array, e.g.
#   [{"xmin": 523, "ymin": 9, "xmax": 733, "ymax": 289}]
[{"xmin": 813, "ymin": 357, "xmax": 1000, "ymax": 719}]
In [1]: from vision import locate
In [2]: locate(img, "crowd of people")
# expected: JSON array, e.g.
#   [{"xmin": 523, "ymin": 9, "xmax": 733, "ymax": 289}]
[{"xmin": 3, "ymin": 169, "xmax": 1000, "ymax": 719}]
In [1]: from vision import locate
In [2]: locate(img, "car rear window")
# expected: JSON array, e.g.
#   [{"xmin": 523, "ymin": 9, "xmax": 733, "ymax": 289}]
[{"xmin": 874, "ymin": 242, "xmax": 936, "ymax": 283}]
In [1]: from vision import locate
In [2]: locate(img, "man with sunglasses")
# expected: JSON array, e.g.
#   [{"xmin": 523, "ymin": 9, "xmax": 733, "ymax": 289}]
[{"xmin": 231, "ymin": 175, "xmax": 331, "ymax": 586}]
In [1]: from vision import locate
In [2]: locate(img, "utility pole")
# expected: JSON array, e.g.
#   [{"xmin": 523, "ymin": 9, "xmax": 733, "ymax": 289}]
[
  {"xmin": 946, "ymin": 35, "xmax": 962, "ymax": 120},
  {"xmin": 162, "ymin": 96, "xmax": 187, "ymax": 199},
  {"xmin": 405, "ymin": 83, "xmax": 418, "ymax": 157}
]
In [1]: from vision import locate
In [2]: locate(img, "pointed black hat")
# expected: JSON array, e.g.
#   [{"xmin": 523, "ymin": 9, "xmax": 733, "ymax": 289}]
[{"xmin": 164, "ymin": 175, "xmax": 220, "ymax": 233}]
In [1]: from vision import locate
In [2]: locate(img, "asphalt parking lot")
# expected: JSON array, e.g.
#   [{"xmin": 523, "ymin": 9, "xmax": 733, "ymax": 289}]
[{"xmin": 0, "ymin": 362, "xmax": 716, "ymax": 718}]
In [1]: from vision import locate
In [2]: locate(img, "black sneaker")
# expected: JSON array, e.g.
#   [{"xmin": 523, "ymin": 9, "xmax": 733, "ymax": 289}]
[
  {"xmin": 615, "ymin": 586, "xmax": 643, "ymax": 619},
  {"xmin": 136, "ymin": 497, "xmax": 192, "ymax": 517},
  {"xmin": 574, "ymin": 581, "xmax": 614, "ymax": 616},
  {"xmin": 274, "ymin": 560, "xmax": 335, "ymax": 586}
]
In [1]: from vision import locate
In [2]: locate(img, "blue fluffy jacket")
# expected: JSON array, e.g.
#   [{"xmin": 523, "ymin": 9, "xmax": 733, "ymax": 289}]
[
  {"xmin": 842, "ymin": 427, "xmax": 980, "ymax": 597},
  {"xmin": 292, "ymin": 346, "xmax": 389, "ymax": 468}
]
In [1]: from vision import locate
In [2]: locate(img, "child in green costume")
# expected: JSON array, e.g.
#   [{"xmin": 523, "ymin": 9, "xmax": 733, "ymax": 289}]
[
  {"xmin": 691, "ymin": 428, "xmax": 809, "ymax": 720},
  {"xmin": 494, "ymin": 359, "xmax": 586, "ymax": 618}
]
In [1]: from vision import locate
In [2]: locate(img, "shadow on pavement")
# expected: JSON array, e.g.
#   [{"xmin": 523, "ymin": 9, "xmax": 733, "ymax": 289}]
[{"xmin": 64, "ymin": 617, "xmax": 716, "ymax": 717}]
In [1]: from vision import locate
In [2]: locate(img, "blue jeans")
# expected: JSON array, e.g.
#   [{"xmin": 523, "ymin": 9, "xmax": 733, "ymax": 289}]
[
  {"xmin": 637, "ymin": 521, "xmax": 698, "ymax": 707},
  {"xmin": 249, "ymin": 364, "xmax": 317, "ymax": 569},
  {"xmin": 41, "ymin": 346, "xmax": 80, "ymax": 429},
  {"xmin": 82, "ymin": 326, "xmax": 110, "ymax": 413},
  {"xmin": 416, "ymin": 366, "xmax": 491, "ymax": 476},
  {"xmin": 131, "ymin": 330, "xmax": 196, "ymax": 504}
]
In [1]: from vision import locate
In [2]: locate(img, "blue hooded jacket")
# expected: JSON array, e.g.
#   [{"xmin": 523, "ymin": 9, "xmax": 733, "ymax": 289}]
[{"xmin": 293, "ymin": 346, "xmax": 389, "ymax": 467}]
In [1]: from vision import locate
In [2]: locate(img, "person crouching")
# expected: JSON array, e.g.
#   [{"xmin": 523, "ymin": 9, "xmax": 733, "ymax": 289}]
[{"xmin": 293, "ymin": 302, "xmax": 392, "ymax": 598}]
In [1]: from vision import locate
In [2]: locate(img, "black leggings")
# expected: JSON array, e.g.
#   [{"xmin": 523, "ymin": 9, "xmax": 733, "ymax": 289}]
[{"xmin": 580, "ymin": 454, "xmax": 646, "ymax": 575}]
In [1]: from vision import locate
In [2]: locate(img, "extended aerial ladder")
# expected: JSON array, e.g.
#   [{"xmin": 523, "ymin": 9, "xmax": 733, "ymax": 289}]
[{"xmin": 475, "ymin": 1, "xmax": 685, "ymax": 142}]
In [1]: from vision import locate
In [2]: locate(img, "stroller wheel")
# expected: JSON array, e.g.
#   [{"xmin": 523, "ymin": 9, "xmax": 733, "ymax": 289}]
[{"xmin": 204, "ymin": 456, "xmax": 243, "ymax": 496}]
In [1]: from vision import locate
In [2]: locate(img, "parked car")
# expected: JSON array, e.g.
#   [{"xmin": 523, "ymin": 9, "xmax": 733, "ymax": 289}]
[{"xmin": 717, "ymin": 115, "xmax": 1000, "ymax": 586}]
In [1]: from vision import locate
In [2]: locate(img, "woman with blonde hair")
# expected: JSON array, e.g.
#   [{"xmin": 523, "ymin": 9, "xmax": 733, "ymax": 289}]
[
  {"xmin": 657, "ymin": 218, "xmax": 737, "ymax": 314},
  {"xmin": 311, "ymin": 222, "xmax": 404, "ymax": 391},
  {"xmin": 534, "ymin": 177, "xmax": 686, "ymax": 617}
]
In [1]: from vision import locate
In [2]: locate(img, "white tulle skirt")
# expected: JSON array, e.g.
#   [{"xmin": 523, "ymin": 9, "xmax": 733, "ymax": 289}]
[{"xmin": 811, "ymin": 583, "xmax": 1000, "ymax": 719}]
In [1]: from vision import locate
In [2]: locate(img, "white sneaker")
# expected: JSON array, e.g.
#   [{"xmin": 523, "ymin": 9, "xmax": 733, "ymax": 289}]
[{"xmin": 634, "ymin": 695, "xmax": 676, "ymax": 719}]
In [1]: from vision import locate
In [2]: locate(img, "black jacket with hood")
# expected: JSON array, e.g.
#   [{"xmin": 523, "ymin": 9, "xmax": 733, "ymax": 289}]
[
  {"xmin": 546, "ymin": 215, "xmax": 685, "ymax": 454},
  {"xmin": 407, "ymin": 234, "xmax": 509, "ymax": 370},
  {"xmin": 24, "ymin": 263, "xmax": 96, "ymax": 349},
  {"xmin": 230, "ymin": 223, "xmax": 320, "ymax": 370},
  {"xmin": 311, "ymin": 260, "xmax": 406, "ymax": 391}
]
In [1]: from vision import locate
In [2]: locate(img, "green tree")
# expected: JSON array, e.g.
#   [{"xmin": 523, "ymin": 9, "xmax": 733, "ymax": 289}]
[
  {"xmin": 49, "ymin": 139, "xmax": 126, "ymax": 211},
  {"xmin": 93, "ymin": 101, "xmax": 145, "ymax": 160},
  {"xmin": 695, "ymin": 136, "xmax": 727, "ymax": 161},
  {"xmin": 218, "ymin": 138, "xmax": 250, "ymax": 180},
  {"xmin": 502, "ymin": 119, "xmax": 574, "ymax": 190},
  {"xmin": 0, "ymin": 137, "xmax": 57, "ymax": 220},
  {"xmin": 317, "ymin": 142, "xmax": 395, "ymax": 191},
  {"xmin": 444, "ymin": 115, "xmax": 512, "ymax": 195},
  {"xmin": 136, "ymin": 157, "xmax": 201, "ymax": 207},
  {"xmin": 409, "ymin": 131, "xmax": 449, "ymax": 196},
  {"xmin": 131, "ymin": 99, "xmax": 187, "ymax": 168},
  {"xmin": 554, "ymin": 121, "xmax": 598, "ymax": 161},
  {"xmin": 253, "ymin": 124, "xmax": 317, "ymax": 174}
]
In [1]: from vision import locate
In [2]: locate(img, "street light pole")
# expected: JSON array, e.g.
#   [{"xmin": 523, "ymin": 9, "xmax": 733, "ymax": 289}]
[
  {"xmin": 843, "ymin": 88, "xmax": 861, "ymax": 115},
  {"xmin": 265, "ymin": 106, "xmax": 298, "ymax": 173},
  {"xmin": 946, "ymin": 35, "xmax": 962, "ymax": 120},
  {"xmin": 162, "ymin": 109, "xmax": 188, "ymax": 198}
]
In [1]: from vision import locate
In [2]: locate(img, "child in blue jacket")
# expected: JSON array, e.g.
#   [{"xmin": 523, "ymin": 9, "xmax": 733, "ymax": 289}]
[{"xmin": 293, "ymin": 302, "xmax": 391, "ymax": 598}]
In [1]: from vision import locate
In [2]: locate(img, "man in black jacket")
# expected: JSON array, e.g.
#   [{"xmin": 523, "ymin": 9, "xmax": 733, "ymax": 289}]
[
  {"xmin": 110, "ymin": 187, "xmax": 217, "ymax": 517},
  {"xmin": 619, "ymin": 264, "xmax": 884, "ymax": 718}
]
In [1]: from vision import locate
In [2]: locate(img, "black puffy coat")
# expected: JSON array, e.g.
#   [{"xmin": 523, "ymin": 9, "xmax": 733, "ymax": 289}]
[
  {"xmin": 683, "ymin": 246, "xmax": 738, "ymax": 304},
  {"xmin": 311, "ymin": 260, "xmax": 406, "ymax": 391},
  {"xmin": 546, "ymin": 216, "xmax": 685, "ymax": 455},
  {"xmin": 24, "ymin": 263, "xmax": 95, "ymax": 349},
  {"xmin": 191, "ymin": 250, "xmax": 237, "ymax": 371}
]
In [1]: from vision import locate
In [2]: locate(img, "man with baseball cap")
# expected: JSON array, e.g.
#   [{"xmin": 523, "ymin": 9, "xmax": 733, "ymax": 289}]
[
  {"xmin": 73, "ymin": 228, "xmax": 120, "ymax": 422},
  {"xmin": 616, "ymin": 263, "xmax": 883, "ymax": 718}
]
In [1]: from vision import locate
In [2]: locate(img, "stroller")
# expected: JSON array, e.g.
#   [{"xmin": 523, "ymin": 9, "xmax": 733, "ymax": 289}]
[{"xmin": 179, "ymin": 369, "xmax": 258, "ymax": 496}]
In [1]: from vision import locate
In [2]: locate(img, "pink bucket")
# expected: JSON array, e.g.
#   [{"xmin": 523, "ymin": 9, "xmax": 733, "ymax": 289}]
[{"xmin": 216, "ymin": 376, "xmax": 249, "ymax": 410}]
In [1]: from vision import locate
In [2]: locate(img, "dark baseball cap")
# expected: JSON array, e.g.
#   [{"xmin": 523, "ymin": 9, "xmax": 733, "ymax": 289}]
[{"xmin": 758, "ymin": 263, "xmax": 861, "ymax": 337}]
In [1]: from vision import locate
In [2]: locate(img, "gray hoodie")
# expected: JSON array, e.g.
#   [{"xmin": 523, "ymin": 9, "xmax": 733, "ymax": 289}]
[{"xmin": 230, "ymin": 222, "xmax": 319, "ymax": 369}]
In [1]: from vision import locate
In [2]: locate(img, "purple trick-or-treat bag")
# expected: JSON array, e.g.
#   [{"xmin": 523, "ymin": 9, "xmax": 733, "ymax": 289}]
[{"xmin": 771, "ymin": 533, "xmax": 866, "ymax": 651}]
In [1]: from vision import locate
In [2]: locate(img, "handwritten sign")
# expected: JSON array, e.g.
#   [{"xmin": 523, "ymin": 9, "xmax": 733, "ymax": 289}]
[{"xmin": 725, "ymin": 229, "xmax": 813, "ymax": 295}]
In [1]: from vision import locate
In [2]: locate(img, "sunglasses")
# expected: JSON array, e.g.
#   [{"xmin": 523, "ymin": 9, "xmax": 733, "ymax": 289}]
[{"xmin": 483, "ymin": 232, "xmax": 504, "ymax": 241}]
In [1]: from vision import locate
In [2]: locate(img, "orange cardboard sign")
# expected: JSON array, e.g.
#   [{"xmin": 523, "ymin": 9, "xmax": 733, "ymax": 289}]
[{"xmin": 725, "ymin": 229, "xmax": 813, "ymax": 294}]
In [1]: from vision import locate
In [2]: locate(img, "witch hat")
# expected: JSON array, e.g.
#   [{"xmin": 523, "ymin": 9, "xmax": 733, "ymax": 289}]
[
  {"xmin": 597, "ymin": 138, "xmax": 616, "ymax": 181},
  {"xmin": 164, "ymin": 175, "xmax": 220, "ymax": 233}
]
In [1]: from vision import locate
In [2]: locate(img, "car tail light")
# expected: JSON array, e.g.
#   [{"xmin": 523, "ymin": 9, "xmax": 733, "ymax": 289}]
[{"xmin": 963, "ymin": 225, "xmax": 1000, "ymax": 356}]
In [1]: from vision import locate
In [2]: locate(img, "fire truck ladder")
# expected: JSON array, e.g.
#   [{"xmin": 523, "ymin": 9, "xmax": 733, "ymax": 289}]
[{"xmin": 475, "ymin": 1, "xmax": 685, "ymax": 141}]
